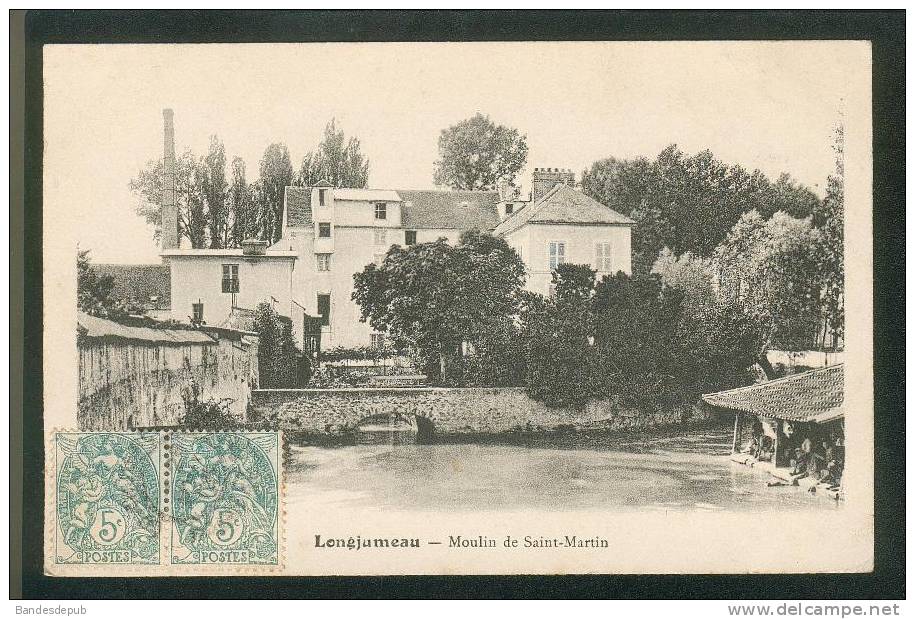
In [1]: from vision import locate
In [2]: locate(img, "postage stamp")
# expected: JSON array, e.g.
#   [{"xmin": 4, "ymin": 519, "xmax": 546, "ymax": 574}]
[
  {"xmin": 169, "ymin": 432, "xmax": 282, "ymax": 567},
  {"xmin": 53, "ymin": 432, "xmax": 161, "ymax": 566}
]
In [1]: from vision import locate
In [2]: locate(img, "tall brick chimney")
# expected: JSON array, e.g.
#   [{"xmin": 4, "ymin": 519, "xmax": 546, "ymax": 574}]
[
  {"xmin": 531, "ymin": 167, "xmax": 575, "ymax": 203},
  {"xmin": 161, "ymin": 108, "xmax": 179, "ymax": 250}
]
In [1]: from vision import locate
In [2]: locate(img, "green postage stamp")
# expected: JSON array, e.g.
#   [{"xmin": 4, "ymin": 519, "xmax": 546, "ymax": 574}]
[
  {"xmin": 48, "ymin": 431, "xmax": 282, "ymax": 574},
  {"xmin": 170, "ymin": 432, "xmax": 281, "ymax": 566},
  {"xmin": 53, "ymin": 432, "xmax": 162, "ymax": 566}
]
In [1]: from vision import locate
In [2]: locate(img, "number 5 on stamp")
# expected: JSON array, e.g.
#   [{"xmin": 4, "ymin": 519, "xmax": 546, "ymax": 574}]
[
  {"xmin": 54, "ymin": 432, "xmax": 161, "ymax": 565},
  {"xmin": 169, "ymin": 432, "xmax": 281, "ymax": 566}
]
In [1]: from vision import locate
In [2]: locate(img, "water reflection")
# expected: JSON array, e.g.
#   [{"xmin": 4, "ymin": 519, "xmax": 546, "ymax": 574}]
[{"xmin": 285, "ymin": 426, "xmax": 842, "ymax": 513}]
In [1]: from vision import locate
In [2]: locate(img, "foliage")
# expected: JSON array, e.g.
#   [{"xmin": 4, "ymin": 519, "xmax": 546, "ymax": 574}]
[
  {"xmin": 180, "ymin": 390, "xmax": 240, "ymax": 428},
  {"xmin": 521, "ymin": 268, "xmax": 597, "ymax": 408},
  {"xmin": 714, "ymin": 210, "xmax": 823, "ymax": 351},
  {"xmin": 253, "ymin": 302, "xmax": 301, "ymax": 388},
  {"xmin": 654, "ymin": 251, "xmax": 769, "ymax": 390},
  {"xmin": 320, "ymin": 345, "xmax": 398, "ymax": 362},
  {"xmin": 229, "ymin": 157, "xmax": 258, "ymax": 246},
  {"xmin": 590, "ymin": 273, "xmax": 685, "ymax": 407},
  {"xmin": 352, "ymin": 230, "xmax": 526, "ymax": 384},
  {"xmin": 259, "ymin": 143, "xmax": 294, "ymax": 243},
  {"xmin": 462, "ymin": 318, "xmax": 526, "ymax": 387},
  {"xmin": 813, "ymin": 126, "xmax": 845, "ymax": 345},
  {"xmin": 297, "ymin": 119, "xmax": 370, "ymax": 188},
  {"xmin": 307, "ymin": 367, "xmax": 373, "ymax": 388},
  {"xmin": 129, "ymin": 138, "xmax": 279, "ymax": 248},
  {"xmin": 200, "ymin": 136, "xmax": 229, "ymax": 248},
  {"xmin": 432, "ymin": 113, "xmax": 528, "ymax": 190},
  {"xmin": 580, "ymin": 146, "xmax": 821, "ymax": 274},
  {"xmin": 651, "ymin": 248, "xmax": 716, "ymax": 307},
  {"xmin": 129, "ymin": 149, "xmax": 207, "ymax": 247},
  {"xmin": 77, "ymin": 249, "xmax": 129, "ymax": 319}
]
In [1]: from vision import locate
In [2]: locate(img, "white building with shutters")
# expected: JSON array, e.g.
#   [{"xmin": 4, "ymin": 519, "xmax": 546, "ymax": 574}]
[{"xmin": 159, "ymin": 110, "xmax": 633, "ymax": 351}]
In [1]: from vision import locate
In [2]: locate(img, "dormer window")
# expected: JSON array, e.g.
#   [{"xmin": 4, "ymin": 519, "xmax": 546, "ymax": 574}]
[
  {"xmin": 375, "ymin": 203, "xmax": 387, "ymax": 220},
  {"xmin": 318, "ymin": 188, "xmax": 327, "ymax": 206},
  {"xmin": 505, "ymin": 203, "xmax": 514, "ymax": 215}
]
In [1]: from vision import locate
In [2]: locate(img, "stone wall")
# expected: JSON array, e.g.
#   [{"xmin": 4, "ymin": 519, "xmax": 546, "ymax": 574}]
[
  {"xmin": 78, "ymin": 323, "xmax": 259, "ymax": 430},
  {"xmin": 250, "ymin": 387, "xmax": 712, "ymax": 437}
]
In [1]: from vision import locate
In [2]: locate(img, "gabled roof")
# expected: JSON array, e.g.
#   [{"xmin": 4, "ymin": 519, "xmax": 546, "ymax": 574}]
[
  {"xmin": 335, "ymin": 188, "xmax": 401, "ymax": 202},
  {"xmin": 398, "ymin": 189, "xmax": 500, "ymax": 230},
  {"xmin": 285, "ymin": 186, "xmax": 312, "ymax": 228},
  {"xmin": 94, "ymin": 264, "xmax": 171, "ymax": 310},
  {"xmin": 493, "ymin": 183, "xmax": 635, "ymax": 237},
  {"xmin": 701, "ymin": 365, "xmax": 844, "ymax": 423},
  {"xmin": 78, "ymin": 312, "xmax": 213, "ymax": 345}
]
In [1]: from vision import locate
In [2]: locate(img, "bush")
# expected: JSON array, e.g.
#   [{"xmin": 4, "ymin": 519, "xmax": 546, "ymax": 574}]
[
  {"xmin": 521, "ymin": 281, "xmax": 595, "ymax": 409},
  {"xmin": 179, "ymin": 381, "xmax": 241, "ymax": 428},
  {"xmin": 253, "ymin": 302, "xmax": 302, "ymax": 388}
]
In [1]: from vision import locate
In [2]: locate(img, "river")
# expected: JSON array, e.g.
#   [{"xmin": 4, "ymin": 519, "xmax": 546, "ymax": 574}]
[{"xmin": 285, "ymin": 426, "xmax": 841, "ymax": 512}]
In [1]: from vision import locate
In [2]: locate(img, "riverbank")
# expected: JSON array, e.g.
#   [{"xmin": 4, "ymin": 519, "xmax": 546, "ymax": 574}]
[{"xmin": 250, "ymin": 386, "xmax": 726, "ymax": 445}]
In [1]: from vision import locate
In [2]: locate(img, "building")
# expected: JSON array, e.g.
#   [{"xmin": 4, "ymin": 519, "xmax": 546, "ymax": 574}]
[
  {"xmin": 702, "ymin": 364, "xmax": 845, "ymax": 496},
  {"xmin": 160, "ymin": 110, "xmax": 634, "ymax": 350}
]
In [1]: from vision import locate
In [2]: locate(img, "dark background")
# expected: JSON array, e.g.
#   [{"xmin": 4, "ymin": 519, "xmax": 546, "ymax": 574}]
[{"xmin": 11, "ymin": 10, "xmax": 905, "ymax": 599}]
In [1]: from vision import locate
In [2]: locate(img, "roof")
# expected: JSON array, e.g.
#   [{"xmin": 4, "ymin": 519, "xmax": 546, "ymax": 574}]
[
  {"xmin": 334, "ymin": 188, "xmax": 401, "ymax": 202},
  {"xmin": 701, "ymin": 365, "xmax": 844, "ymax": 423},
  {"xmin": 285, "ymin": 186, "xmax": 312, "ymax": 227},
  {"xmin": 93, "ymin": 264, "xmax": 170, "ymax": 310},
  {"xmin": 218, "ymin": 307, "xmax": 257, "ymax": 333},
  {"xmin": 77, "ymin": 312, "xmax": 214, "ymax": 345},
  {"xmin": 161, "ymin": 249, "xmax": 297, "ymax": 258},
  {"xmin": 398, "ymin": 189, "xmax": 501, "ymax": 230},
  {"xmin": 493, "ymin": 184, "xmax": 635, "ymax": 237}
]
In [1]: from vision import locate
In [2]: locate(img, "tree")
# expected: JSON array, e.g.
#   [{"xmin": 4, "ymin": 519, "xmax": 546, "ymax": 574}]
[
  {"xmin": 77, "ymin": 249, "xmax": 122, "ymax": 318},
  {"xmin": 200, "ymin": 136, "xmax": 229, "ymax": 248},
  {"xmin": 714, "ymin": 210, "xmax": 822, "ymax": 351},
  {"xmin": 229, "ymin": 157, "xmax": 257, "ymax": 246},
  {"xmin": 352, "ymin": 230, "xmax": 526, "ymax": 384},
  {"xmin": 433, "ymin": 113, "xmax": 528, "ymax": 190},
  {"xmin": 259, "ymin": 143, "xmax": 294, "ymax": 243},
  {"xmin": 129, "ymin": 149, "xmax": 209, "ymax": 248},
  {"xmin": 580, "ymin": 146, "xmax": 821, "ymax": 274},
  {"xmin": 814, "ymin": 126, "xmax": 845, "ymax": 346},
  {"xmin": 297, "ymin": 119, "xmax": 370, "ymax": 188},
  {"xmin": 253, "ymin": 302, "xmax": 301, "ymax": 388},
  {"xmin": 521, "ymin": 265, "xmax": 597, "ymax": 408},
  {"xmin": 653, "ymin": 250, "xmax": 768, "ymax": 391}
]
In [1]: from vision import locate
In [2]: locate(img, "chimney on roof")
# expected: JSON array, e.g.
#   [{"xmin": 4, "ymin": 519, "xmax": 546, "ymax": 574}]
[
  {"xmin": 241, "ymin": 239, "xmax": 269, "ymax": 256},
  {"xmin": 161, "ymin": 109, "xmax": 179, "ymax": 250},
  {"xmin": 531, "ymin": 167, "xmax": 575, "ymax": 203}
]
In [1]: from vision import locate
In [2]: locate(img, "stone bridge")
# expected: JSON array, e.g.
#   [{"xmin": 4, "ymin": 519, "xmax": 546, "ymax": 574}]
[{"xmin": 249, "ymin": 387, "xmax": 704, "ymax": 438}]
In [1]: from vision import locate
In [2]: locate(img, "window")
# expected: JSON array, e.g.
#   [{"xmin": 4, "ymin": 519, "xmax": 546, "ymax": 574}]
[
  {"xmin": 221, "ymin": 264, "xmax": 239, "ymax": 293},
  {"xmin": 375, "ymin": 202, "xmax": 387, "ymax": 220},
  {"xmin": 595, "ymin": 242, "xmax": 613, "ymax": 271},
  {"xmin": 318, "ymin": 188, "xmax": 326, "ymax": 206},
  {"xmin": 548, "ymin": 242, "xmax": 566, "ymax": 270},
  {"xmin": 374, "ymin": 229, "xmax": 387, "ymax": 246},
  {"xmin": 405, "ymin": 230, "xmax": 417, "ymax": 246},
  {"xmin": 192, "ymin": 302, "xmax": 204, "ymax": 322},
  {"xmin": 548, "ymin": 283, "xmax": 557, "ymax": 298},
  {"xmin": 318, "ymin": 222, "xmax": 331, "ymax": 238},
  {"xmin": 317, "ymin": 294, "xmax": 331, "ymax": 326},
  {"xmin": 505, "ymin": 203, "xmax": 514, "ymax": 215},
  {"xmin": 371, "ymin": 333, "xmax": 385, "ymax": 350},
  {"xmin": 316, "ymin": 253, "xmax": 331, "ymax": 271}
]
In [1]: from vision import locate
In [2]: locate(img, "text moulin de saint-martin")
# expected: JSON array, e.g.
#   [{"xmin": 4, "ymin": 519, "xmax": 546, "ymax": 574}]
[{"xmin": 314, "ymin": 534, "xmax": 609, "ymax": 550}]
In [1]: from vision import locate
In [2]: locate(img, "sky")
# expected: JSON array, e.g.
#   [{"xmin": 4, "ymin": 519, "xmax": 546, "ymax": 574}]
[{"xmin": 44, "ymin": 41, "xmax": 867, "ymax": 264}]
